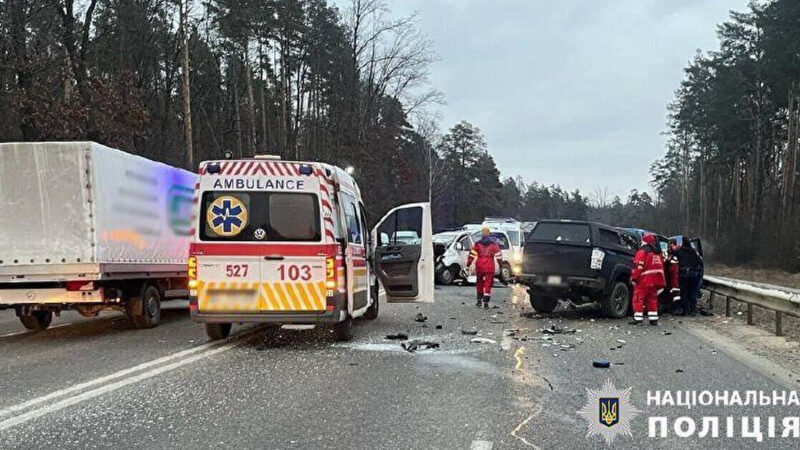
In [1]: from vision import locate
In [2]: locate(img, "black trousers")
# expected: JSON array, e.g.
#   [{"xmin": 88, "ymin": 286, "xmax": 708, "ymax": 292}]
[{"xmin": 679, "ymin": 273, "xmax": 700, "ymax": 314}]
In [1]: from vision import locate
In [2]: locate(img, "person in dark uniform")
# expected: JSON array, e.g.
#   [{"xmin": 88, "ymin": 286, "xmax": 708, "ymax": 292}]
[{"xmin": 669, "ymin": 236, "xmax": 703, "ymax": 316}]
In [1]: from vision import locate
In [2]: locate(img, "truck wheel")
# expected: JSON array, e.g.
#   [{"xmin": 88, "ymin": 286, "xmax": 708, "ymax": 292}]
[
  {"xmin": 332, "ymin": 315, "xmax": 354, "ymax": 341},
  {"xmin": 205, "ymin": 323, "xmax": 232, "ymax": 340},
  {"xmin": 363, "ymin": 283, "xmax": 379, "ymax": 320},
  {"xmin": 437, "ymin": 266, "xmax": 456, "ymax": 285},
  {"xmin": 530, "ymin": 295, "xmax": 558, "ymax": 313},
  {"xmin": 602, "ymin": 282, "xmax": 630, "ymax": 318},
  {"xmin": 19, "ymin": 311, "xmax": 53, "ymax": 330},
  {"xmin": 127, "ymin": 284, "xmax": 162, "ymax": 329},
  {"xmin": 500, "ymin": 264, "xmax": 512, "ymax": 285}
]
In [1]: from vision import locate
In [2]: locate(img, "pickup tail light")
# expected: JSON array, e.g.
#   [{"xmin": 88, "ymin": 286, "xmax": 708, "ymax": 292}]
[
  {"xmin": 325, "ymin": 257, "xmax": 337, "ymax": 291},
  {"xmin": 590, "ymin": 248, "xmax": 605, "ymax": 270}
]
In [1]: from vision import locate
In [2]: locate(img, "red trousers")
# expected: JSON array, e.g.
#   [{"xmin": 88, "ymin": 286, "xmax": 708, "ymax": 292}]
[
  {"xmin": 476, "ymin": 272, "xmax": 494, "ymax": 298},
  {"xmin": 633, "ymin": 285, "xmax": 659, "ymax": 321}
]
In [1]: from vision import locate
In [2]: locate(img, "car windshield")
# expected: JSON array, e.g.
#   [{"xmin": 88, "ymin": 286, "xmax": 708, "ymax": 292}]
[
  {"xmin": 529, "ymin": 222, "xmax": 590, "ymax": 244},
  {"xmin": 433, "ymin": 232, "xmax": 459, "ymax": 244},
  {"xmin": 471, "ymin": 231, "xmax": 510, "ymax": 250}
]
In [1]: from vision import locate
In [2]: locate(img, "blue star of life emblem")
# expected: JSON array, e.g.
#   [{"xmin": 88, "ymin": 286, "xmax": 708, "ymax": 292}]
[{"xmin": 206, "ymin": 195, "xmax": 248, "ymax": 237}]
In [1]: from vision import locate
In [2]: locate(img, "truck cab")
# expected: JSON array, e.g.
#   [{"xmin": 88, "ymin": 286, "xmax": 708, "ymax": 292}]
[{"xmin": 189, "ymin": 156, "xmax": 433, "ymax": 340}]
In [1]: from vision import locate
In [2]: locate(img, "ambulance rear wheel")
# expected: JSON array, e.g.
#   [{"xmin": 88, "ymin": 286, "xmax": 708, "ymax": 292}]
[
  {"xmin": 332, "ymin": 315, "xmax": 354, "ymax": 341},
  {"xmin": 363, "ymin": 284, "xmax": 379, "ymax": 320},
  {"xmin": 205, "ymin": 323, "xmax": 232, "ymax": 340},
  {"xmin": 19, "ymin": 310, "xmax": 53, "ymax": 331}
]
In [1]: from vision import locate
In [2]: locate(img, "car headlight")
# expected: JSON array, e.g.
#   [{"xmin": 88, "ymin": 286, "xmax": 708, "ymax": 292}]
[{"xmin": 512, "ymin": 253, "xmax": 522, "ymax": 263}]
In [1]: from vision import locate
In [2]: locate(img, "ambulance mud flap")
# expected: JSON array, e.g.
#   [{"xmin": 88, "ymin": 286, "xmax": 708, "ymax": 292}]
[{"xmin": 371, "ymin": 202, "xmax": 434, "ymax": 303}]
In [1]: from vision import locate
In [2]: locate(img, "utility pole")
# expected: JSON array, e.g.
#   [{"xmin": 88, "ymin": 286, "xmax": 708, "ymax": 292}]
[{"xmin": 180, "ymin": 0, "xmax": 194, "ymax": 170}]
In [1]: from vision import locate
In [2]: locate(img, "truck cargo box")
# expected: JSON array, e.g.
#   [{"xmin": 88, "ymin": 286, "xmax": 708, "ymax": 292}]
[{"xmin": 0, "ymin": 142, "xmax": 196, "ymax": 282}]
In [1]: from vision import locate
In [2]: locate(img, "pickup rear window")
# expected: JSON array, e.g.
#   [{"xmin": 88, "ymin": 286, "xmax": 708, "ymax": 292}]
[
  {"xmin": 200, "ymin": 191, "xmax": 321, "ymax": 242},
  {"xmin": 529, "ymin": 222, "xmax": 590, "ymax": 244}
]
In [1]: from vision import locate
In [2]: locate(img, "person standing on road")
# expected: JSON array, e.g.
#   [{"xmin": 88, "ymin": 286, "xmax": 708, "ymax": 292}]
[
  {"xmin": 669, "ymin": 236, "xmax": 703, "ymax": 316},
  {"xmin": 630, "ymin": 233, "xmax": 666, "ymax": 325},
  {"xmin": 466, "ymin": 227, "xmax": 503, "ymax": 309}
]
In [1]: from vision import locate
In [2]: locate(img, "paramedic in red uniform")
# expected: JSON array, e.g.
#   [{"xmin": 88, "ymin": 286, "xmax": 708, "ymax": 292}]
[
  {"xmin": 466, "ymin": 227, "xmax": 503, "ymax": 309},
  {"xmin": 630, "ymin": 233, "xmax": 666, "ymax": 325}
]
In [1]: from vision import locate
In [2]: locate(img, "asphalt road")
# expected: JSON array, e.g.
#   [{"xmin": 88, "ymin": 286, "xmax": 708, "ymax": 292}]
[{"xmin": 0, "ymin": 285, "xmax": 798, "ymax": 449}]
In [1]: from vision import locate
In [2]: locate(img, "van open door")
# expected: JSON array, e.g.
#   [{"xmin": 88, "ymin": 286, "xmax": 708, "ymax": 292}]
[{"xmin": 371, "ymin": 203, "xmax": 434, "ymax": 303}]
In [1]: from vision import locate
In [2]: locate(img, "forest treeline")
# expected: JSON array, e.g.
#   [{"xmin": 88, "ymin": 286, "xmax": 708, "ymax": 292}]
[{"xmin": 2, "ymin": 0, "xmax": 798, "ymax": 270}]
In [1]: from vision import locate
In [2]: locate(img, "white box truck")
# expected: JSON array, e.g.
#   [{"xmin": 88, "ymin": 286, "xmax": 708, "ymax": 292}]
[{"xmin": 0, "ymin": 142, "xmax": 196, "ymax": 330}]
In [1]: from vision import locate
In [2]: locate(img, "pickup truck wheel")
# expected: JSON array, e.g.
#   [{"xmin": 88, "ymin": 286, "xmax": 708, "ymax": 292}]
[
  {"xmin": 127, "ymin": 284, "xmax": 162, "ymax": 329},
  {"xmin": 529, "ymin": 295, "xmax": 558, "ymax": 313},
  {"xmin": 205, "ymin": 323, "xmax": 232, "ymax": 340},
  {"xmin": 19, "ymin": 311, "xmax": 53, "ymax": 330},
  {"xmin": 332, "ymin": 315, "xmax": 354, "ymax": 341},
  {"xmin": 362, "ymin": 283, "xmax": 380, "ymax": 320},
  {"xmin": 436, "ymin": 265, "xmax": 456, "ymax": 285},
  {"xmin": 602, "ymin": 282, "xmax": 630, "ymax": 318}
]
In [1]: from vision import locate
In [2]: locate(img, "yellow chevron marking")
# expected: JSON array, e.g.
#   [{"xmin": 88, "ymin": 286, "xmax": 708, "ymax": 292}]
[
  {"xmin": 285, "ymin": 283, "xmax": 307, "ymax": 310},
  {"xmin": 353, "ymin": 268, "xmax": 368, "ymax": 276},
  {"xmin": 273, "ymin": 283, "xmax": 294, "ymax": 310},
  {"xmin": 260, "ymin": 284, "xmax": 274, "ymax": 310},
  {"xmin": 265, "ymin": 283, "xmax": 285, "ymax": 310},
  {"xmin": 306, "ymin": 282, "xmax": 322, "ymax": 309},
  {"xmin": 295, "ymin": 282, "xmax": 316, "ymax": 310}
]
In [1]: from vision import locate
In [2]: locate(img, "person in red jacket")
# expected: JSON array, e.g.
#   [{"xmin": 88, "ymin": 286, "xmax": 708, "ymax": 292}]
[
  {"xmin": 630, "ymin": 233, "xmax": 666, "ymax": 325},
  {"xmin": 466, "ymin": 227, "xmax": 503, "ymax": 309}
]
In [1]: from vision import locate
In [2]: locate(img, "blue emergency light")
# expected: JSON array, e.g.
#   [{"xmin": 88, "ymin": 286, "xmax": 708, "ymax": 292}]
[
  {"xmin": 298, "ymin": 165, "xmax": 313, "ymax": 175},
  {"xmin": 207, "ymin": 163, "xmax": 221, "ymax": 174}
]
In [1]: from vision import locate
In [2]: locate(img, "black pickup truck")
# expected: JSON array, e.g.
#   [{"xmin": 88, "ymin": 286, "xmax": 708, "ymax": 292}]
[{"xmin": 519, "ymin": 220, "xmax": 639, "ymax": 318}]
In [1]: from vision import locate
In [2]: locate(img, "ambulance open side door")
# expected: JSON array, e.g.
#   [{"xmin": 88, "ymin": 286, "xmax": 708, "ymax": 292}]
[{"xmin": 370, "ymin": 203, "xmax": 434, "ymax": 303}]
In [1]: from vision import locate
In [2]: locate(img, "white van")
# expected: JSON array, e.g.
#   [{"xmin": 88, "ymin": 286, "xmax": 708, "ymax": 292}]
[
  {"xmin": 433, "ymin": 229, "xmax": 513, "ymax": 285},
  {"xmin": 188, "ymin": 156, "xmax": 433, "ymax": 340},
  {"xmin": 483, "ymin": 217, "xmax": 524, "ymax": 275}
]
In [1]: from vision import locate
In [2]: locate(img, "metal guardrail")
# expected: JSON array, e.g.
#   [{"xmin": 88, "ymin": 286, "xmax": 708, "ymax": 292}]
[{"xmin": 703, "ymin": 275, "xmax": 800, "ymax": 336}]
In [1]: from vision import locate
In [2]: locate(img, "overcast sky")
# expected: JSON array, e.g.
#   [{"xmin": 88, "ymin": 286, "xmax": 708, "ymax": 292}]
[{"xmin": 372, "ymin": 0, "xmax": 750, "ymax": 199}]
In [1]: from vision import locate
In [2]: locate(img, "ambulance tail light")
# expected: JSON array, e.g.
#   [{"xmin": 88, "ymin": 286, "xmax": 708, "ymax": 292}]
[
  {"xmin": 325, "ymin": 257, "xmax": 337, "ymax": 291},
  {"xmin": 188, "ymin": 256, "xmax": 198, "ymax": 289}
]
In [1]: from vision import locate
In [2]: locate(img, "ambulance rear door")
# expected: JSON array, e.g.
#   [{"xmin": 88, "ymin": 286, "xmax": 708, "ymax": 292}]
[
  {"xmin": 371, "ymin": 203, "xmax": 434, "ymax": 303},
  {"xmin": 196, "ymin": 191, "xmax": 263, "ymax": 314}
]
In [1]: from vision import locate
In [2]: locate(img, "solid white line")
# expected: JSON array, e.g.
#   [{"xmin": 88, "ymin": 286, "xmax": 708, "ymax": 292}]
[
  {"xmin": 0, "ymin": 331, "xmax": 27, "ymax": 338},
  {"xmin": 0, "ymin": 323, "xmax": 69, "ymax": 339},
  {"xmin": 0, "ymin": 331, "xmax": 252, "ymax": 419},
  {"xmin": 0, "ymin": 342, "xmax": 237, "ymax": 431},
  {"xmin": 470, "ymin": 440, "xmax": 493, "ymax": 450}
]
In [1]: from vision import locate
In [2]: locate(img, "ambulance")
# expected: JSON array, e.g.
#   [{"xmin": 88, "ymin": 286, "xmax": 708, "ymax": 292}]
[{"xmin": 188, "ymin": 156, "xmax": 433, "ymax": 340}]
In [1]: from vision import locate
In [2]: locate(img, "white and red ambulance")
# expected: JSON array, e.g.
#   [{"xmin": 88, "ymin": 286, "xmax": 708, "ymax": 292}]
[{"xmin": 188, "ymin": 155, "xmax": 433, "ymax": 340}]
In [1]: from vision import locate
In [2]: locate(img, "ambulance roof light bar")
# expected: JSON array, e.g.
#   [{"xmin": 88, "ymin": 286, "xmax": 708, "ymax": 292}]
[{"xmin": 254, "ymin": 154, "xmax": 281, "ymax": 160}]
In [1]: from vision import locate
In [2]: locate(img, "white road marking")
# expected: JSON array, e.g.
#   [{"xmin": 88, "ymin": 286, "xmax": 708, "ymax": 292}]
[
  {"xmin": 0, "ymin": 328, "xmax": 258, "ymax": 421},
  {"xmin": 0, "ymin": 342, "xmax": 238, "ymax": 431},
  {"xmin": 0, "ymin": 331, "xmax": 27, "ymax": 338},
  {"xmin": 281, "ymin": 324, "xmax": 315, "ymax": 330},
  {"xmin": 470, "ymin": 440, "xmax": 493, "ymax": 450},
  {"xmin": 0, "ymin": 323, "xmax": 70, "ymax": 338}
]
